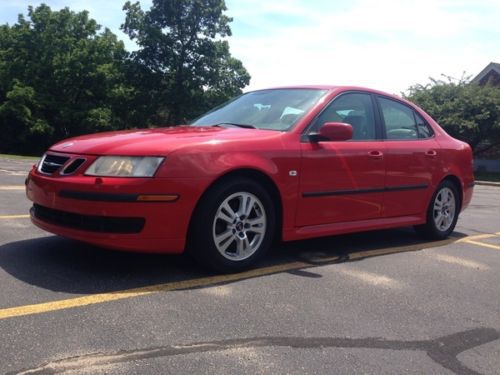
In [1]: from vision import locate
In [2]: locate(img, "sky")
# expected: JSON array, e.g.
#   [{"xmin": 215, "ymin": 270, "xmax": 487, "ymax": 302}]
[{"xmin": 1, "ymin": 0, "xmax": 499, "ymax": 95}]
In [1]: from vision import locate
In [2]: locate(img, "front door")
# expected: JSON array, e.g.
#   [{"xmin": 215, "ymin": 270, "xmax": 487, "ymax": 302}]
[{"xmin": 296, "ymin": 92, "xmax": 385, "ymax": 227}]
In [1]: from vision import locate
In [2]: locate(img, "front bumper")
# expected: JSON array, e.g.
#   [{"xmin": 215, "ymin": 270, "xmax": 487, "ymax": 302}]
[{"xmin": 26, "ymin": 167, "xmax": 209, "ymax": 253}]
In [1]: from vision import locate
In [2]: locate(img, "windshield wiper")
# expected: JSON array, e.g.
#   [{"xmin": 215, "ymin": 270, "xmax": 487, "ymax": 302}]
[{"xmin": 213, "ymin": 122, "xmax": 256, "ymax": 129}]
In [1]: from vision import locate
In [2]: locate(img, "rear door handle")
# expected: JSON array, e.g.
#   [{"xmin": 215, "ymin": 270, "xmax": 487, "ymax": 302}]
[
  {"xmin": 368, "ymin": 150, "xmax": 383, "ymax": 160},
  {"xmin": 425, "ymin": 150, "xmax": 437, "ymax": 158}
]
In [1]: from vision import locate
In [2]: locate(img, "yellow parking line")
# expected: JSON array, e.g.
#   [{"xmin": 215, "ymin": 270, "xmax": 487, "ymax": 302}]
[
  {"xmin": 0, "ymin": 234, "xmax": 468, "ymax": 321},
  {"xmin": 457, "ymin": 233, "xmax": 497, "ymax": 242},
  {"xmin": 0, "ymin": 214, "xmax": 30, "ymax": 219},
  {"xmin": 0, "ymin": 185, "xmax": 25, "ymax": 190},
  {"xmin": 464, "ymin": 240, "xmax": 500, "ymax": 250},
  {"xmin": 457, "ymin": 232, "xmax": 500, "ymax": 250},
  {"xmin": 0, "ymin": 231, "xmax": 493, "ymax": 322},
  {"xmin": 0, "ymin": 261, "xmax": 309, "ymax": 321}
]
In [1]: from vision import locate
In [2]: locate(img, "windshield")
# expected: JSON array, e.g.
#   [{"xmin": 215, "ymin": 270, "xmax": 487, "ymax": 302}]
[{"xmin": 191, "ymin": 88, "xmax": 328, "ymax": 131}]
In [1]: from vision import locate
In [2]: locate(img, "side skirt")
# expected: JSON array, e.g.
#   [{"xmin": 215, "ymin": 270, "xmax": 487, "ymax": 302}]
[{"xmin": 283, "ymin": 215, "xmax": 425, "ymax": 242}]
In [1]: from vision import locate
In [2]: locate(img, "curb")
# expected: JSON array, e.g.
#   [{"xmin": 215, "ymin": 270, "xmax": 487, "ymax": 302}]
[{"xmin": 475, "ymin": 181, "xmax": 500, "ymax": 187}]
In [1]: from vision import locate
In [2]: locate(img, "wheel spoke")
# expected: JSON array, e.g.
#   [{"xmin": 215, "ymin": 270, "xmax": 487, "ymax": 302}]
[
  {"xmin": 449, "ymin": 200, "xmax": 456, "ymax": 212},
  {"xmin": 442, "ymin": 215, "xmax": 451, "ymax": 228},
  {"xmin": 248, "ymin": 216, "xmax": 265, "ymax": 225},
  {"xmin": 434, "ymin": 198, "xmax": 443, "ymax": 210},
  {"xmin": 240, "ymin": 194, "xmax": 256, "ymax": 217},
  {"xmin": 215, "ymin": 230, "xmax": 235, "ymax": 252},
  {"xmin": 218, "ymin": 202, "xmax": 236, "ymax": 224},
  {"xmin": 435, "ymin": 213, "xmax": 444, "ymax": 229},
  {"xmin": 444, "ymin": 190, "xmax": 451, "ymax": 204},
  {"xmin": 248, "ymin": 226, "xmax": 265, "ymax": 235},
  {"xmin": 236, "ymin": 236, "xmax": 250, "ymax": 255},
  {"xmin": 247, "ymin": 219, "xmax": 265, "ymax": 234}
]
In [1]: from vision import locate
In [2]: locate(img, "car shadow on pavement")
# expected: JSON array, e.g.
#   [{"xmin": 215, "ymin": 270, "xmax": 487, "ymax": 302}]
[{"xmin": 0, "ymin": 228, "xmax": 467, "ymax": 294}]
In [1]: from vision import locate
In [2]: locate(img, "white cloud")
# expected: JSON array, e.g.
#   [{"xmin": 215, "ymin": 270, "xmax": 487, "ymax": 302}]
[{"xmin": 226, "ymin": 0, "xmax": 500, "ymax": 94}]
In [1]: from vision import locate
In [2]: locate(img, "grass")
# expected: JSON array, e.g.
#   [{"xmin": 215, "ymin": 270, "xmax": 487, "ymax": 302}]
[
  {"xmin": 475, "ymin": 171, "xmax": 500, "ymax": 182},
  {"xmin": 0, "ymin": 153, "xmax": 40, "ymax": 161}
]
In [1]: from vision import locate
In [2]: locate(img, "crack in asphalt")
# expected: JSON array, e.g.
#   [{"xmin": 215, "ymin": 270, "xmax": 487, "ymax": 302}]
[{"xmin": 13, "ymin": 328, "xmax": 499, "ymax": 374}]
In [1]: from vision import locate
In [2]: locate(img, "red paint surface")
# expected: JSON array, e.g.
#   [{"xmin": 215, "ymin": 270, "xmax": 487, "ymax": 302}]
[{"xmin": 27, "ymin": 86, "xmax": 474, "ymax": 253}]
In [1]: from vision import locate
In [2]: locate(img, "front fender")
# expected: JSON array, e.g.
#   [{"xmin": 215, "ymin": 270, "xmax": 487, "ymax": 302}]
[{"xmin": 158, "ymin": 144, "xmax": 301, "ymax": 235}]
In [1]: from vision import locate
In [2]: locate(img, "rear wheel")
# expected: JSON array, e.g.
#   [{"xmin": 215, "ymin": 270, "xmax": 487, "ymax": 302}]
[
  {"xmin": 189, "ymin": 178, "xmax": 275, "ymax": 273},
  {"xmin": 415, "ymin": 180, "xmax": 460, "ymax": 240}
]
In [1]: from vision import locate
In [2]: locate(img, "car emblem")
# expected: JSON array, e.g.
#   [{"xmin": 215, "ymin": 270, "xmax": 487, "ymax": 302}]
[{"xmin": 61, "ymin": 142, "xmax": 74, "ymax": 149}]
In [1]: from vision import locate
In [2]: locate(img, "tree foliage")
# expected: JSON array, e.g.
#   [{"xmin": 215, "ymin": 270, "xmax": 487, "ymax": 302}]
[
  {"xmin": 0, "ymin": 5, "xmax": 145, "ymax": 153},
  {"xmin": 0, "ymin": 1, "xmax": 250, "ymax": 154},
  {"xmin": 0, "ymin": 4, "xmax": 141, "ymax": 154},
  {"xmin": 122, "ymin": 0, "xmax": 250, "ymax": 124},
  {"xmin": 404, "ymin": 76, "xmax": 500, "ymax": 155}
]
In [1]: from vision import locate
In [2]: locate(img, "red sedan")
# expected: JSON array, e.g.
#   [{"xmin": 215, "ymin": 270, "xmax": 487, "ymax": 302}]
[{"xmin": 26, "ymin": 86, "xmax": 474, "ymax": 272}]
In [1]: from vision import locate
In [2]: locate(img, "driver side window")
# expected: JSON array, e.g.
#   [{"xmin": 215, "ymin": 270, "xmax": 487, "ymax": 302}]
[{"xmin": 313, "ymin": 93, "xmax": 376, "ymax": 140}]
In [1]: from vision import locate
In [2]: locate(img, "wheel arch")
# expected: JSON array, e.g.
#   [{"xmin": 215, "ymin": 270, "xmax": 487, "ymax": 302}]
[
  {"xmin": 441, "ymin": 174, "xmax": 463, "ymax": 210},
  {"xmin": 188, "ymin": 168, "xmax": 284, "ymax": 242}
]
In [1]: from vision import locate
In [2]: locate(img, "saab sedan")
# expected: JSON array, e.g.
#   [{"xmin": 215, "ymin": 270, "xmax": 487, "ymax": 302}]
[{"xmin": 26, "ymin": 86, "xmax": 474, "ymax": 272}]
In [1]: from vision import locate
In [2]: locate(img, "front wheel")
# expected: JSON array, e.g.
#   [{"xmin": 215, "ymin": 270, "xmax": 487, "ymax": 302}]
[
  {"xmin": 414, "ymin": 180, "xmax": 460, "ymax": 240},
  {"xmin": 188, "ymin": 178, "xmax": 275, "ymax": 273}
]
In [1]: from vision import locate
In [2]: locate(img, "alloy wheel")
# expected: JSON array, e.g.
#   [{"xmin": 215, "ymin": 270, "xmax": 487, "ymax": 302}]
[
  {"xmin": 212, "ymin": 192, "xmax": 267, "ymax": 261},
  {"xmin": 433, "ymin": 187, "xmax": 456, "ymax": 232}
]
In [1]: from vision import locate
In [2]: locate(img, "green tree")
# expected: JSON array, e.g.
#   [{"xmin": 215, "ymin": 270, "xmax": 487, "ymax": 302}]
[
  {"xmin": 404, "ymin": 76, "xmax": 500, "ymax": 155},
  {"xmin": 122, "ymin": 0, "xmax": 250, "ymax": 125},
  {"xmin": 0, "ymin": 4, "xmax": 136, "ymax": 154}
]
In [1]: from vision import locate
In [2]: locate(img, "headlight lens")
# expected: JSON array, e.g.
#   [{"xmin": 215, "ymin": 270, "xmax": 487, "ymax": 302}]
[{"xmin": 85, "ymin": 156, "xmax": 164, "ymax": 177}]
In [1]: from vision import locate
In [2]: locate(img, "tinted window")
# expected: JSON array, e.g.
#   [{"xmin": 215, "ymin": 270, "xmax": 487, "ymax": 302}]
[
  {"xmin": 192, "ymin": 89, "xmax": 328, "ymax": 131},
  {"xmin": 415, "ymin": 112, "xmax": 434, "ymax": 139},
  {"xmin": 379, "ymin": 97, "xmax": 418, "ymax": 140},
  {"xmin": 313, "ymin": 93, "xmax": 376, "ymax": 140}
]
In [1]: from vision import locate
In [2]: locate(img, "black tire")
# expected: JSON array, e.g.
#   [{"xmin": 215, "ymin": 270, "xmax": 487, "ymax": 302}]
[
  {"xmin": 188, "ymin": 178, "xmax": 276, "ymax": 273},
  {"xmin": 414, "ymin": 180, "xmax": 460, "ymax": 240}
]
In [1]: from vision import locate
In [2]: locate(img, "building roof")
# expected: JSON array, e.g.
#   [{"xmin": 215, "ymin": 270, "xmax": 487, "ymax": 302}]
[{"xmin": 471, "ymin": 62, "xmax": 500, "ymax": 84}]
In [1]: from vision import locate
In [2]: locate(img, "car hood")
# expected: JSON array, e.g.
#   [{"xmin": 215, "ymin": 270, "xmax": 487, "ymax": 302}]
[{"xmin": 49, "ymin": 126, "xmax": 281, "ymax": 155}]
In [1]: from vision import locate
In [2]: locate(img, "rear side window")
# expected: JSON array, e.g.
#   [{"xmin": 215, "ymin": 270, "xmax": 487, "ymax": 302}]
[
  {"xmin": 379, "ymin": 97, "xmax": 434, "ymax": 140},
  {"xmin": 379, "ymin": 97, "xmax": 418, "ymax": 140},
  {"xmin": 415, "ymin": 112, "xmax": 434, "ymax": 139}
]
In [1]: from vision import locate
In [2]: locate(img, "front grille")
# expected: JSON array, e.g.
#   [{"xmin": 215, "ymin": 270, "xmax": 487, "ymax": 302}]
[
  {"xmin": 31, "ymin": 204, "xmax": 145, "ymax": 234},
  {"xmin": 61, "ymin": 158, "xmax": 86, "ymax": 175},
  {"xmin": 40, "ymin": 154, "xmax": 70, "ymax": 174}
]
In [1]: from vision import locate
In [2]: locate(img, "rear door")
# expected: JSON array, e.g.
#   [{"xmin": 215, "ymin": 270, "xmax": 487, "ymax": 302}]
[{"xmin": 376, "ymin": 96, "xmax": 440, "ymax": 217}]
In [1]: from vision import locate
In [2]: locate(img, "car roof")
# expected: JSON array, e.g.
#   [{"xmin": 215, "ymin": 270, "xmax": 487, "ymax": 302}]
[
  {"xmin": 252, "ymin": 85, "xmax": 398, "ymax": 95},
  {"xmin": 251, "ymin": 85, "xmax": 414, "ymax": 107}
]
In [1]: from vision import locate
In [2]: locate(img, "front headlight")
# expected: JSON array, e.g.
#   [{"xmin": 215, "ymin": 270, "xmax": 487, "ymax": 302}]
[{"xmin": 85, "ymin": 156, "xmax": 164, "ymax": 177}]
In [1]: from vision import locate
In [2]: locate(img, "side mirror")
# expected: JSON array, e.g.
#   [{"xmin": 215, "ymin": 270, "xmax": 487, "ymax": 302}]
[{"xmin": 309, "ymin": 122, "xmax": 353, "ymax": 142}]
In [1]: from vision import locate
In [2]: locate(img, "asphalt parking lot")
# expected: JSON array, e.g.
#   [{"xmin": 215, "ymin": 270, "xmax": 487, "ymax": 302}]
[{"xmin": 0, "ymin": 156, "xmax": 499, "ymax": 374}]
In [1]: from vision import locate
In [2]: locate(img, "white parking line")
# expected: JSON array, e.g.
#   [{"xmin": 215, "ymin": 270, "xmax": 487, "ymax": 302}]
[
  {"xmin": 432, "ymin": 253, "xmax": 490, "ymax": 270},
  {"xmin": 202, "ymin": 285, "xmax": 233, "ymax": 297},
  {"xmin": 0, "ymin": 214, "xmax": 30, "ymax": 219},
  {"xmin": 0, "ymin": 169, "xmax": 27, "ymax": 176},
  {"xmin": 0, "ymin": 185, "xmax": 25, "ymax": 190},
  {"xmin": 336, "ymin": 268, "xmax": 402, "ymax": 288}
]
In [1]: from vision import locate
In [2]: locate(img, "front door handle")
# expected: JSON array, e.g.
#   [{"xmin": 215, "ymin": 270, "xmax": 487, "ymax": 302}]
[
  {"xmin": 368, "ymin": 150, "xmax": 384, "ymax": 160},
  {"xmin": 425, "ymin": 150, "xmax": 437, "ymax": 158}
]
